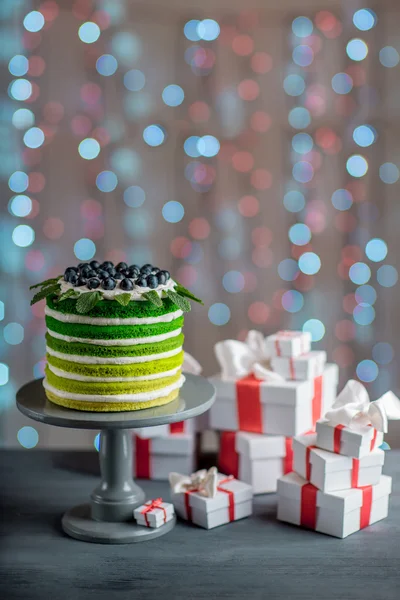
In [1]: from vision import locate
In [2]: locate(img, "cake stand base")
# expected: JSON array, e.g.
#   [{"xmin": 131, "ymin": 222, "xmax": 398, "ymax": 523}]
[{"xmin": 62, "ymin": 504, "xmax": 176, "ymax": 544}]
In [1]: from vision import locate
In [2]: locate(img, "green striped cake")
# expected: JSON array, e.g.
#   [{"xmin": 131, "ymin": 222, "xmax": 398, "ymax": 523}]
[{"xmin": 30, "ymin": 261, "xmax": 203, "ymax": 412}]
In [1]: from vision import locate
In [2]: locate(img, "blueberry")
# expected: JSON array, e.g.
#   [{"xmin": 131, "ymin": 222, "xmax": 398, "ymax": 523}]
[
  {"xmin": 87, "ymin": 278, "xmax": 101, "ymax": 289},
  {"xmin": 87, "ymin": 269, "xmax": 97, "ymax": 278},
  {"xmin": 136, "ymin": 277, "xmax": 148, "ymax": 287},
  {"xmin": 146, "ymin": 274, "xmax": 158, "ymax": 289},
  {"xmin": 120, "ymin": 278, "xmax": 134, "ymax": 291},
  {"xmin": 140, "ymin": 265, "xmax": 152, "ymax": 276},
  {"xmin": 159, "ymin": 269, "xmax": 170, "ymax": 281},
  {"xmin": 127, "ymin": 267, "xmax": 139, "ymax": 278},
  {"xmin": 69, "ymin": 274, "xmax": 79, "ymax": 286},
  {"xmin": 96, "ymin": 269, "xmax": 108, "ymax": 280},
  {"xmin": 101, "ymin": 261, "xmax": 114, "ymax": 270},
  {"xmin": 81, "ymin": 266, "xmax": 91, "ymax": 277},
  {"xmin": 90, "ymin": 260, "xmax": 100, "ymax": 270},
  {"xmin": 65, "ymin": 266, "xmax": 78, "ymax": 274},
  {"xmin": 78, "ymin": 263, "xmax": 89, "ymax": 269},
  {"xmin": 157, "ymin": 271, "xmax": 166, "ymax": 285},
  {"xmin": 151, "ymin": 267, "xmax": 160, "ymax": 274},
  {"xmin": 129, "ymin": 264, "xmax": 140, "ymax": 272},
  {"xmin": 76, "ymin": 277, "xmax": 87, "ymax": 287},
  {"xmin": 116, "ymin": 262, "xmax": 128, "ymax": 272},
  {"xmin": 114, "ymin": 272, "xmax": 124, "ymax": 280},
  {"xmin": 102, "ymin": 277, "xmax": 116, "ymax": 290}
]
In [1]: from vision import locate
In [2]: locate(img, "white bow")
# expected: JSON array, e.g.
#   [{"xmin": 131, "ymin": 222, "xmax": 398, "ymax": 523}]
[
  {"xmin": 324, "ymin": 379, "xmax": 400, "ymax": 433},
  {"xmin": 169, "ymin": 467, "xmax": 218, "ymax": 498},
  {"xmin": 214, "ymin": 330, "xmax": 284, "ymax": 382},
  {"xmin": 182, "ymin": 352, "xmax": 202, "ymax": 375}
]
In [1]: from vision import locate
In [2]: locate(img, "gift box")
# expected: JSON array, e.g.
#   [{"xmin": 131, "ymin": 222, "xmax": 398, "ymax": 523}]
[
  {"xmin": 170, "ymin": 469, "xmax": 253, "ymax": 529},
  {"xmin": 265, "ymin": 330, "xmax": 312, "ymax": 359},
  {"xmin": 133, "ymin": 420, "xmax": 194, "ymax": 439},
  {"xmin": 133, "ymin": 433, "xmax": 195, "ymax": 480},
  {"xmin": 218, "ymin": 431, "xmax": 293, "ymax": 494},
  {"xmin": 277, "ymin": 471, "xmax": 392, "ymax": 538},
  {"xmin": 209, "ymin": 363, "xmax": 338, "ymax": 437},
  {"xmin": 271, "ymin": 351, "xmax": 326, "ymax": 381},
  {"xmin": 316, "ymin": 419, "xmax": 383, "ymax": 459},
  {"xmin": 293, "ymin": 433, "xmax": 385, "ymax": 492},
  {"xmin": 134, "ymin": 498, "xmax": 174, "ymax": 528}
]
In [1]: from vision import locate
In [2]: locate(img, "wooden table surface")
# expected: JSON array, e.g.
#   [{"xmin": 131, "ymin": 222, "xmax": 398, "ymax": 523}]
[{"xmin": 1, "ymin": 450, "xmax": 399, "ymax": 600}]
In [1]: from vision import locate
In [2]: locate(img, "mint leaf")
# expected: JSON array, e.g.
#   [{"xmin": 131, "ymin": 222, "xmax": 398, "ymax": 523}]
[
  {"xmin": 142, "ymin": 291, "xmax": 163, "ymax": 307},
  {"xmin": 166, "ymin": 290, "xmax": 191, "ymax": 312},
  {"xmin": 31, "ymin": 283, "xmax": 61, "ymax": 306},
  {"xmin": 56, "ymin": 289, "xmax": 80, "ymax": 303},
  {"xmin": 114, "ymin": 293, "xmax": 132, "ymax": 306},
  {"xmin": 75, "ymin": 291, "xmax": 103, "ymax": 314},
  {"xmin": 30, "ymin": 276, "xmax": 62, "ymax": 290},
  {"xmin": 175, "ymin": 282, "xmax": 204, "ymax": 305}
]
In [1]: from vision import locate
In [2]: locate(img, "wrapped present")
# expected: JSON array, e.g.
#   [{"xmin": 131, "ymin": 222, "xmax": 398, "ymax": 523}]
[
  {"xmin": 134, "ymin": 498, "xmax": 174, "ymax": 529},
  {"xmin": 134, "ymin": 420, "xmax": 194, "ymax": 439},
  {"xmin": 293, "ymin": 433, "xmax": 385, "ymax": 492},
  {"xmin": 271, "ymin": 350, "xmax": 326, "ymax": 381},
  {"xmin": 316, "ymin": 380, "xmax": 400, "ymax": 458},
  {"xmin": 265, "ymin": 330, "xmax": 312, "ymax": 358},
  {"xmin": 277, "ymin": 472, "xmax": 392, "ymax": 538},
  {"xmin": 218, "ymin": 431, "xmax": 294, "ymax": 494},
  {"xmin": 133, "ymin": 432, "xmax": 195, "ymax": 480},
  {"xmin": 169, "ymin": 467, "xmax": 253, "ymax": 529}
]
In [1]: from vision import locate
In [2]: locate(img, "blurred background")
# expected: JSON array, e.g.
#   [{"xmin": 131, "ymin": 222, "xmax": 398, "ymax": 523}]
[{"xmin": 1, "ymin": 0, "xmax": 399, "ymax": 450}]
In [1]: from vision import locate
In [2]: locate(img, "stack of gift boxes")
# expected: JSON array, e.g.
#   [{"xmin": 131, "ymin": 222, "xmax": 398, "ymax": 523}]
[
  {"xmin": 277, "ymin": 380, "xmax": 396, "ymax": 537},
  {"xmin": 209, "ymin": 330, "xmax": 339, "ymax": 494}
]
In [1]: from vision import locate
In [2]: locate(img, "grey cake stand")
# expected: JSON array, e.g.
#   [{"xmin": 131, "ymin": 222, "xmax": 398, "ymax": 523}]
[{"xmin": 16, "ymin": 374, "xmax": 215, "ymax": 544}]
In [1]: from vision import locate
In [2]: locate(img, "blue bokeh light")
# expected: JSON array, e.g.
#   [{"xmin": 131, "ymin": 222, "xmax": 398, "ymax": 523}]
[
  {"xmin": 96, "ymin": 171, "xmax": 118, "ymax": 192},
  {"xmin": 23, "ymin": 11, "xmax": 45, "ymax": 32},
  {"xmin": 74, "ymin": 238, "xmax": 96, "ymax": 260},
  {"xmin": 208, "ymin": 303, "xmax": 231, "ymax": 325},
  {"xmin": 292, "ymin": 16, "xmax": 313, "ymax": 38},
  {"xmin": 8, "ymin": 171, "xmax": 28, "ymax": 193},
  {"xmin": 292, "ymin": 161, "xmax": 313, "ymax": 183},
  {"xmin": 278, "ymin": 258, "xmax": 299, "ymax": 281},
  {"xmin": 9, "ymin": 195, "xmax": 32, "ymax": 217},
  {"xmin": 184, "ymin": 136, "xmax": 201, "ymax": 158},
  {"xmin": 372, "ymin": 342, "xmax": 393, "ymax": 365},
  {"xmin": 365, "ymin": 238, "xmax": 388, "ymax": 262},
  {"xmin": 9, "ymin": 79, "xmax": 32, "ymax": 101},
  {"xmin": 17, "ymin": 426, "xmax": 39, "ymax": 449},
  {"xmin": 8, "ymin": 55, "xmax": 28, "ymax": 76},
  {"xmin": 292, "ymin": 133, "xmax": 313, "ymax": 154},
  {"xmin": 197, "ymin": 19, "xmax": 220, "ymax": 41},
  {"xmin": 94, "ymin": 433, "xmax": 101, "ymax": 452},
  {"xmin": 349, "ymin": 262, "xmax": 371, "ymax": 284},
  {"xmin": 353, "ymin": 303, "xmax": 375, "ymax": 325},
  {"xmin": 4, "ymin": 322, "xmax": 24, "ymax": 345},
  {"xmin": 288, "ymin": 107, "xmax": 311, "ymax": 129},
  {"xmin": 331, "ymin": 189, "xmax": 353, "ymax": 211},
  {"xmin": 346, "ymin": 155, "xmax": 368, "ymax": 177},
  {"xmin": 346, "ymin": 38, "xmax": 368, "ymax": 61},
  {"xmin": 379, "ymin": 162, "xmax": 399, "ymax": 184},
  {"xmin": 377, "ymin": 265, "xmax": 398, "ymax": 288},
  {"xmin": 12, "ymin": 108, "xmax": 35, "ymax": 129},
  {"xmin": 23, "ymin": 127, "xmax": 45, "ymax": 149},
  {"xmin": 355, "ymin": 284, "xmax": 377, "ymax": 305},
  {"xmin": 298, "ymin": 252, "xmax": 321, "ymax": 275},
  {"xmin": 222, "ymin": 271, "xmax": 245, "ymax": 293},
  {"xmin": 123, "ymin": 69, "xmax": 145, "ymax": 91},
  {"xmin": 303, "ymin": 319, "xmax": 325, "ymax": 342},
  {"xmin": 162, "ymin": 201, "xmax": 184, "ymax": 223},
  {"xmin": 357, "ymin": 359, "xmax": 378, "ymax": 382},
  {"xmin": 283, "ymin": 74, "xmax": 305, "ymax": 97},
  {"xmin": 353, "ymin": 125, "xmax": 376, "ymax": 147},
  {"xmin": 124, "ymin": 186, "xmax": 145, "ymax": 208},
  {"xmin": 353, "ymin": 9, "xmax": 376, "ymax": 31},
  {"xmin": 379, "ymin": 46, "xmax": 399, "ymax": 68},
  {"xmin": 282, "ymin": 290, "xmax": 304, "ymax": 313},
  {"xmin": 184, "ymin": 20, "xmax": 201, "ymax": 41},
  {"xmin": 0, "ymin": 363, "xmax": 9, "ymax": 386},
  {"xmin": 78, "ymin": 138, "xmax": 100, "ymax": 160},
  {"xmin": 143, "ymin": 124, "xmax": 165, "ymax": 147},
  {"xmin": 162, "ymin": 84, "xmax": 184, "ymax": 107},
  {"xmin": 292, "ymin": 45, "xmax": 313, "ymax": 67},
  {"xmin": 197, "ymin": 135, "xmax": 220, "ymax": 157},
  {"xmin": 283, "ymin": 190, "xmax": 305, "ymax": 212},
  {"xmin": 289, "ymin": 223, "xmax": 311, "ymax": 246},
  {"xmin": 218, "ymin": 238, "xmax": 241, "ymax": 260},
  {"xmin": 78, "ymin": 22, "xmax": 100, "ymax": 44},
  {"xmin": 96, "ymin": 54, "xmax": 118, "ymax": 76},
  {"xmin": 332, "ymin": 73, "xmax": 353, "ymax": 94},
  {"xmin": 12, "ymin": 224, "xmax": 35, "ymax": 247}
]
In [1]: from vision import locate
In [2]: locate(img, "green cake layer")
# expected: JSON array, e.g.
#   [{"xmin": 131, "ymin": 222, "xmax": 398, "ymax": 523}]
[
  {"xmin": 46, "ymin": 332, "xmax": 184, "ymax": 358},
  {"xmin": 45, "ymin": 366, "xmax": 182, "ymax": 395},
  {"xmin": 47, "ymin": 294, "xmax": 180, "ymax": 318},
  {"xmin": 45, "ymin": 315, "xmax": 183, "ymax": 341},
  {"xmin": 45, "ymin": 388, "xmax": 180, "ymax": 412},
  {"xmin": 47, "ymin": 351, "xmax": 184, "ymax": 377}
]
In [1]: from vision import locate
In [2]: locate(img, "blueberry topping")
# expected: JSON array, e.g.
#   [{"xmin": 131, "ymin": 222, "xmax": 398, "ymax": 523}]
[
  {"xmin": 120, "ymin": 278, "xmax": 134, "ymax": 291},
  {"xmin": 101, "ymin": 261, "xmax": 114, "ymax": 270},
  {"xmin": 96, "ymin": 269, "xmax": 108, "ymax": 280},
  {"xmin": 136, "ymin": 276, "xmax": 148, "ymax": 287},
  {"xmin": 142, "ymin": 263, "xmax": 153, "ymax": 269},
  {"xmin": 90, "ymin": 260, "xmax": 100, "ymax": 270},
  {"xmin": 129, "ymin": 264, "xmax": 140, "ymax": 272},
  {"xmin": 65, "ymin": 266, "xmax": 78, "ymax": 274},
  {"xmin": 87, "ymin": 278, "xmax": 101, "ymax": 289},
  {"xmin": 157, "ymin": 271, "xmax": 166, "ymax": 285},
  {"xmin": 76, "ymin": 277, "xmax": 87, "ymax": 287},
  {"xmin": 146, "ymin": 274, "xmax": 158, "ymax": 289},
  {"xmin": 68, "ymin": 274, "xmax": 79, "ymax": 286},
  {"xmin": 140, "ymin": 265, "xmax": 152, "ymax": 276},
  {"xmin": 87, "ymin": 269, "xmax": 97, "ymax": 278},
  {"xmin": 102, "ymin": 277, "xmax": 116, "ymax": 290},
  {"xmin": 116, "ymin": 262, "xmax": 128, "ymax": 271},
  {"xmin": 78, "ymin": 263, "xmax": 89, "ymax": 269},
  {"xmin": 114, "ymin": 272, "xmax": 124, "ymax": 280},
  {"xmin": 80, "ymin": 266, "xmax": 91, "ymax": 277},
  {"xmin": 151, "ymin": 267, "xmax": 160, "ymax": 274},
  {"xmin": 159, "ymin": 269, "xmax": 170, "ymax": 281},
  {"xmin": 105, "ymin": 267, "xmax": 116, "ymax": 277},
  {"xmin": 127, "ymin": 267, "xmax": 139, "ymax": 278}
]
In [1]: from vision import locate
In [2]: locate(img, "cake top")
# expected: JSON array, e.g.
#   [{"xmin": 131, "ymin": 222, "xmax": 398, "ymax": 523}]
[{"xmin": 30, "ymin": 260, "xmax": 203, "ymax": 314}]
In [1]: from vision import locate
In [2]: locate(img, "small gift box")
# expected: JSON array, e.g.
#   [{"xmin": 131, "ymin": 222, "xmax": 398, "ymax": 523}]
[
  {"xmin": 277, "ymin": 472, "xmax": 392, "ymax": 538},
  {"xmin": 133, "ymin": 432, "xmax": 195, "ymax": 480},
  {"xmin": 265, "ymin": 330, "xmax": 312, "ymax": 359},
  {"xmin": 293, "ymin": 433, "xmax": 385, "ymax": 492},
  {"xmin": 271, "ymin": 351, "xmax": 326, "ymax": 381},
  {"xmin": 134, "ymin": 498, "xmax": 174, "ymax": 528},
  {"xmin": 218, "ymin": 431, "xmax": 294, "ymax": 494},
  {"xmin": 316, "ymin": 380, "xmax": 400, "ymax": 459},
  {"xmin": 170, "ymin": 467, "xmax": 253, "ymax": 529},
  {"xmin": 133, "ymin": 420, "xmax": 194, "ymax": 439}
]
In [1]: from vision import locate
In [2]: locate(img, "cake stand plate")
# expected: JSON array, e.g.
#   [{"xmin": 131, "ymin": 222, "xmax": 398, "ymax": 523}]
[{"xmin": 16, "ymin": 374, "xmax": 215, "ymax": 544}]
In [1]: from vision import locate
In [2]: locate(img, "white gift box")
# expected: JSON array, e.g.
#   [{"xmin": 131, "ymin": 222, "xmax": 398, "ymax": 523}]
[
  {"xmin": 265, "ymin": 330, "xmax": 312, "ymax": 359},
  {"xmin": 293, "ymin": 433, "xmax": 385, "ymax": 492},
  {"xmin": 277, "ymin": 472, "xmax": 392, "ymax": 538},
  {"xmin": 236, "ymin": 432, "xmax": 293, "ymax": 494},
  {"xmin": 172, "ymin": 474, "xmax": 253, "ymax": 529},
  {"xmin": 133, "ymin": 419, "xmax": 194, "ymax": 439},
  {"xmin": 133, "ymin": 433, "xmax": 195, "ymax": 480},
  {"xmin": 271, "ymin": 351, "xmax": 327, "ymax": 381},
  {"xmin": 316, "ymin": 419, "xmax": 384, "ymax": 459},
  {"xmin": 134, "ymin": 500, "xmax": 174, "ymax": 528},
  {"xmin": 209, "ymin": 363, "xmax": 338, "ymax": 437}
]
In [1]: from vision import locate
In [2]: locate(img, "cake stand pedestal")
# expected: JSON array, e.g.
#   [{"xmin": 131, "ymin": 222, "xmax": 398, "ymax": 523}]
[{"xmin": 16, "ymin": 374, "xmax": 215, "ymax": 544}]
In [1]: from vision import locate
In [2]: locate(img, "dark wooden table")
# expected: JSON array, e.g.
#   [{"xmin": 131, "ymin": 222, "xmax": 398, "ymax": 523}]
[{"xmin": 1, "ymin": 450, "xmax": 399, "ymax": 600}]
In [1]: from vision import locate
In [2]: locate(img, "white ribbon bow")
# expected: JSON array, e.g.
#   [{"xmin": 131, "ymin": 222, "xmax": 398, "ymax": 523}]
[
  {"xmin": 169, "ymin": 467, "xmax": 218, "ymax": 498},
  {"xmin": 182, "ymin": 352, "xmax": 202, "ymax": 375},
  {"xmin": 214, "ymin": 330, "xmax": 284, "ymax": 382},
  {"xmin": 324, "ymin": 379, "xmax": 400, "ymax": 433}
]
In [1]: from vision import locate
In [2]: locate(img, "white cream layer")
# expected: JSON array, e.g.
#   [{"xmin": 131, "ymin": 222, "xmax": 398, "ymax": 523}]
[
  {"xmin": 47, "ymin": 328, "xmax": 182, "ymax": 346},
  {"xmin": 47, "ymin": 363, "xmax": 181, "ymax": 382},
  {"xmin": 59, "ymin": 277, "xmax": 177, "ymax": 301},
  {"xmin": 46, "ymin": 346, "xmax": 183, "ymax": 365},
  {"xmin": 43, "ymin": 375, "xmax": 185, "ymax": 402},
  {"xmin": 45, "ymin": 305, "xmax": 183, "ymax": 326}
]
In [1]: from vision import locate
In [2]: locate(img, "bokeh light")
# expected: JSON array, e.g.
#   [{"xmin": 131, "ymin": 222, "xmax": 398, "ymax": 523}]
[
  {"xmin": 9, "ymin": 55, "xmax": 28, "ymax": 76},
  {"xmin": 78, "ymin": 138, "xmax": 100, "ymax": 160},
  {"xmin": 0, "ymin": 363, "xmax": 9, "ymax": 386},
  {"xmin": 346, "ymin": 155, "xmax": 368, "ymax": 177},
  {"xmin": 197, "ymin": 19, "xmax": 220, "ymax": 41},
  {"xmin": 349, "ymin": 262, "xmax": 371, "ymax": 284},
  {"xmin": 143, "ymin": 124, "xmax": 165, "ymax": 147},
  {"xmin": 9, "ymin": 79, "xmax": 32, "ymax": 101},
  {"xmin": 208, "ymin": 303, "xmax": 230, "ymax": 325},
  {"xmin": 303, "ymin": 319, "xmax": 325, "ymax": 342},
  {"xmin": 379, "ymin": 46, "xmax": 399, "ymax": 68},
  {"xmin": 379, "ymin": 162, "xmax": 399, "ymax": 184},
  {"xmin": 74, "ymin": 238, "xmax": 96, "ymax": 260},
  {"xmin": 4, "ymin": 323, "xmax": 24, "ymax": 345},
  {"xmin": 9, "ymin": 195, "xmax": 32, "ymax": 217},
  {"xmin": 353, "ymin": 125, "xmax": 376, "ymax": 147},
  {"xmin": 346, "ymin": 39, "xmax": 368, "ymax": 61},
  {"xmin": 284, "ymin": 190, "xmax": 305, "ymax": 212},
  {"xmin": 331, "ymin": 189, "xmax": 353, "ymax": 211},
  {"xmin": 162, "ymin": 201, "xmax": 184, "ymax": 223},
  {"xmin": 356, "ymin": 359, "xmax": 378, "ymax": 382},
  {"xmin": 377, "ymin": 265, "xmax": 398, "ymax": 287},
  {"xmin": 288, "ymin": 107, "xmax": 311, "ymax": 129},
  {"xmin": 124, "ymin": 186, "xmax": 145, "ymax": 208},
  {"xmin": 372, "ymin": 342, "xmax": 393, "ymax": 365},
  {"xmin": 17, "ymin": 426, "xmax": 39, "ymax": 449},
  {"xmin": 78, "ymin": 22, "xmax": 101, "ymax": 44},
  {"xmin": 355, "ymin": 285, "xmax": 377, "ymax": 305},
  {"xmin": 8, "ymin": 171, "xmax": 28, "ymax": 193},
  {"xmin": 332, "ymin": 73, "xmax": 353, "ymax": 94},
  {"xmin": 289, "ymin": 223, "xmax": 311, "ymax": 246},
  {"xmin": 96, "ymin": 171, "xmax": 118, "ymax": 192},
  {"xmin": 292, "ymin": 133, "xmax": 313, "ymax": 154},
  {"xmin": 12, "ymin": 108, "xmax": 35, "ymax": 129},
  {"xmin": 365, "ymin": 238, "xmax": 388, "ymax": 262},
  {"xmin": 197, "ymin": 135, "xmax": 220, "ymax": 157},
  {"xmin": 292, "ymin": 45, "xmax": 314, "ymax": 67},
  {"xmin": 96, "ymin": 54, "xmax": 118, "ymax": 76},
  {"xmin": 162, "ymin": 84, "xmax": 184, "ymax": 107},
  {"xmin": 23, "ymin": 11, "xmax": 45, "ymax": 32},
  {"xmin": 123, "ymin": 69, "xmax": 145, "ymax": 91},
  {"xmin": 12, "ymin": 224, "xmax": 35, "ymax": 247},
  {"xmin": 278, "ymin": 258, "xmax": 299, "ymax": 281},
  {"xmin": 283, "ymin": 74, "xmax": 305, "ymax": 96},
  {"xmin": 282, "ymin": 290, "xmax": 304, "ymax": 313},
  {"xmin": 353, "ymin": 9, "xmax": 376, "ymax": 31},
  {"xmin": 23, "ymin": 127, "xmax": 45, "ymax": 149},
  {"xmin": 353, "ymin": 303, "xmax": 375, "ymax": 325},
  {"xmin": 222, "ymin": 271, "xmax": 245, "ymax": 293},
  {"xmin": 298, "ymin": 252, "xmax": 321, "ymax": 275},
  {"xmin": 292, "ymin": 16, "xmax": 313, "ymax": 37}
]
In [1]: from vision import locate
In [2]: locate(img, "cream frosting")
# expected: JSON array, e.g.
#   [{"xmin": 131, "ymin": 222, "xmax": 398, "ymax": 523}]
[
  {"xmin": 46, "ymin": 345, "xmax": 183, "ymax": 364},
  {"xmin": 43, "ymin": 375, "xmax": 185, "ymax": 402},
  {"xmin": 59, "ymin": 277, "xmax": 177, "ymax": 301},
  {"xmin": 45, "ymin": 305, "xmax": 183, "ymax": 326},
  {"xmin": 47, "ymin": 328, "xmax": 182, "ymax": 346},
  {"xmin": 47, "ymin": 363, "xmax": 181, "ymax": 382}
]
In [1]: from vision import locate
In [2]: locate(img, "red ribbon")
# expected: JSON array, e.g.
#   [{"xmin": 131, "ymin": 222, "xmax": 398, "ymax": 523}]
[
  {"xmin": 300, "ymin": 483, "xmax": 318, "ymax": 529},
  {"xmin": 305, "ymin": 444, "xmax": 317, "ymax": 481},
  {"xmin": 141, "ymin": 498, "xmax": 166, "ymax": 527},
  {"xmin": 312, "ymin": 375, "xmax": 323, "ymax": 427},
  {"xmin": 236, "ymin": 374, "xmax": 263, "ymax": 433},
  {"xmin": 333, "ymin": 424, "xmax": 345, "ymax": 454},
  {"xmin": 218, "ymin": 432, "xmax": 239, "ymax": 478},
  {"xmin": 289, "ymin": 358, "xmax": 295, "ymax": 381},
  {"xmin": 169, "ymin": 421, "xmax": 185, "ymax": 434},
  {"xmin": 283, "ymin": 437, "xmax": 294, "ymax": 474},
  {"xmin": 351, "ymin": 458, "xmax": 360, "ymax": 488},
  {"xmin": 135, "ymin": 436, "xmax": 151, "ymax": 479},
  {"xmin": 370, "ymin": 428, "xmax": 378, "ymax": 452},
  {"xmin": 184, "ymin": 476, "xmax": 236, "ymax": 523},
  {"xmin": 359, "ymin": 486, "xmax": 373, "ymax": 529}
]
